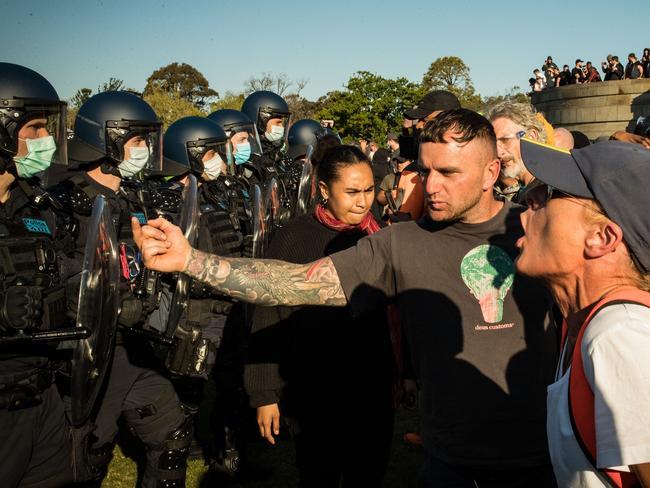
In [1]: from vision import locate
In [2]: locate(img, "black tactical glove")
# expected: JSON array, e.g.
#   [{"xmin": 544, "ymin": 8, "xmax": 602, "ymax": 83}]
[{"xmin": 0, "ymin": 285, "xmax": 42, "ymax": 331}]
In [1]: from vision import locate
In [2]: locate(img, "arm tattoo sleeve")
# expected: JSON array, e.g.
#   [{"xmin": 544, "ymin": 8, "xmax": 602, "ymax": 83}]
[{"xmin": 183, "ymin": 248, "xmax": 347, "ymax": 307}]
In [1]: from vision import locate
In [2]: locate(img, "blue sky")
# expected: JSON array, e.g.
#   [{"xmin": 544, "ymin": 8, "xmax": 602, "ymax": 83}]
[{"xmin": 2, "ymin": 0, "xmax": 648, "ymax": 103}]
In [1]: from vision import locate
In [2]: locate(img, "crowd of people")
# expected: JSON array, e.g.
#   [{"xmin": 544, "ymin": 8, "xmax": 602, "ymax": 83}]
[
  {"xmin": 1, "ymin": 59, "xmax": 650, "ymax": 488},
  {"xmin": 530, "ymin": 49, "xmax": 650, "ymax": 91}
]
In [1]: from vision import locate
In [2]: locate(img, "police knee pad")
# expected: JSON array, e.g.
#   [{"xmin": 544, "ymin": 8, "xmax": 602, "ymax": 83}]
[
  {"xmin": 156, "ymin": 415, "xmax": 193, "ymax": 487},
  {"xmin": 123, "ymin": 384, "xmax": 184, "ymax": 444}
]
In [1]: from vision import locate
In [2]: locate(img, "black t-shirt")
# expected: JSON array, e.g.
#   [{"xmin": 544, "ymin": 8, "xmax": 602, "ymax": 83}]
[
  {"xmin": 246, "ymin": 214, "xmax": 394, "ymax": 416},
  {"xmin": 330, "ymin": 200, "xmax": 558, "ymax": 468},
  {"xmin": 571, "ymin": 67, "xmax": 584, "ymax": 84},
  {"xmin": 625, "ymin": 60, "xmax": 643, "ymax": 79}
]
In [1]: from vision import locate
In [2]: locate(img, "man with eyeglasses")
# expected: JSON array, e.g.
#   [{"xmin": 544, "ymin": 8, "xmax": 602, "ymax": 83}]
[
  {"xmin": 487, "ymin": 101, "xmax": 549, "ymax": 205},
  {"xmin": 516, "ymin": 138, "xmax": 650, "ymax": 487}
]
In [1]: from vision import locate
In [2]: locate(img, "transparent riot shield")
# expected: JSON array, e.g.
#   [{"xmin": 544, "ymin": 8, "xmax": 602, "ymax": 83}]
[
  {"xmin": 295, "ymin": 145, "xmax": 315, "ymax": 216},
  {"xmin": 163, "ymin": 174, "xmax": 200, "ymax": 339},
  {"xmin": 264, "ymin": 176, "xmax": 281, "ymax": 238},
  {"xmin": 251, "ymin": 184, "xmax": 266, "ymax": 258},
  {"xmin": 70, "ymin": 195, "xmax": 120, "ymax": 426}
]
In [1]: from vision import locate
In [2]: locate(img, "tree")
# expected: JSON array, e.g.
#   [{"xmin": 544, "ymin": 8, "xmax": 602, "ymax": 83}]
[
  {"xmin": 481, "ymin": 86, "xmax": 529, "ymax": 113},
  {"xmin": 98, "ymin": 77, "xmax": 125, "ymax": 93},
  {"xmin": 209, "ymin": 91, "xmax": 246, "ymax": 113},
  {"xmin": 422, "ymin": 56, "xmax": 482, "ymax": 111},
  {"xmin": 144, "ymin": 63, "xmax": 218, "ymax": 109},
  {"xmin": 143, "ymin": 88, "xmax": 204, "ymax": 130},
  {"xmin": 318, "ymin": 71, "xmax": 424, "ymax": 143},
  {"xmin": 71, "ymin": 88, "xmax": 92, "ymax": 109},
  {"xmin": 244, "ymin": 72, "xmax": 293, "ymax": 96}
]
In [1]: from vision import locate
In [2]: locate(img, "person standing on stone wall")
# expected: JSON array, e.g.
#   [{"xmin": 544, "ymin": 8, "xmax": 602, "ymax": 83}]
[{"xmin": 624, "ymin": 53, "xmax": 644, "ymax": 79}]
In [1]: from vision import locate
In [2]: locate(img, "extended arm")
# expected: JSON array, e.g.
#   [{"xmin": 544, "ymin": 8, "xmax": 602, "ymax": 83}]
[
  {"xmin": 184, "ymin": 248, "xmax": 346, "ymax": 307},
  {"xmin": 132, "ymin": 217, "xmax": 347, "ymax": 307}
]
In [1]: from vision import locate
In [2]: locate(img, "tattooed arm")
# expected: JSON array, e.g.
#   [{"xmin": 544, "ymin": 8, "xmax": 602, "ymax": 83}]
[
  {"xmin": 132, "ymin": 217, "xmax": 347, "ymax": 307},
  {"xmin": 184, "ymin": 248, "xmax": 346, "ymax": 306}
]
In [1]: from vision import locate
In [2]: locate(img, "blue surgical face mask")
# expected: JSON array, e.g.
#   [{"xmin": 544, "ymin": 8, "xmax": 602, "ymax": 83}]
[
  {"xmin": 202, "ymin": 153, "xmax": 224, "ymax": 180},
  {"xmin": 14, "ymin": 136, "xmax": 56, "ymax": 178},
  {"xmin": 118, "ymin": 145, "xmax": 150, "ymax": 178},
  {"xmin": 265, "ymin": 124, "xmax": 284, "ymax": 143},
  {"xmin": 234, "ymin": 142, "xmax": 251, "ymax": 165}
]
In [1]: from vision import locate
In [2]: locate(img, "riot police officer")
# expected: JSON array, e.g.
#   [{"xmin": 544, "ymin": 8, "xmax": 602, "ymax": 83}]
[
  {"xmin": 0, "ymin": 62, "xmax": 74, "ymax": 487},
  {"xmin": 48, "ymin": 91, "xmax": 191, "ymax": 487},
  {"xmin": 241, "ymin": 90, "xmax": 291, "ymax": 164},
  {"xmin": 286, "ymin": 118, "xmax": 338, "ymax": 162},
  {"xmin": 286, "ymin": 119, "xmax": 342, "ymax": 215},
  {"xmin": 166, "ymin": 114, "xmax": 258, "ymax": 476}
]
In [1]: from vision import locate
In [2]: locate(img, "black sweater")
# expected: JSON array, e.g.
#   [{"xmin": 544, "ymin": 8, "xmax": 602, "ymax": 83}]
[{"xmin": 244, "ymin": 214, "xmax": 394, "ymax": 414}]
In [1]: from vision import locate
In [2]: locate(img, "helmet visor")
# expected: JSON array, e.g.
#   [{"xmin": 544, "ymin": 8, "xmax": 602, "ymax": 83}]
[
  {"xmin": 107, "ymin": 119, "xmax": 162, "ymax": 176},
  {"xmin": 228, "ymin": 121, "xmax": 263, "ymax": 157},
  {"xmin": 259, "ymin": 108, "xmax": 291, "ymax": 146},
  {"xmin": 10, "ymin": 99, "xmax": 68, "ymax": 166}
]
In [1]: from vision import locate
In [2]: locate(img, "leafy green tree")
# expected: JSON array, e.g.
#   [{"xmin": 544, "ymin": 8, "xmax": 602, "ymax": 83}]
[
  {"xmin": 98, "ymin": 77, "xmax": 125, "ymax": 93},
  {"xmin": 318, "ymin": 71, "xmax": 424, "ymax": 142},
  {"xmin": 70, "ymin": 88, "xmax": 93, "ymax": 109},
  {"xmin": 481, "ymin": 86, "xmax": 529, "ymax": 113},
  {"xmin": 209, "ymin": 91, "xmax": 245, "ymax": 113},
  {"xmin": 143, "ymin": 88, "xmax": 204, "ymax": 130},
  {"xmin": 144, "ymin": 63, "xmax": 218, "ymax": 109},
  {"xmin": 422, "ymin": 56, "xmax": 482, "ymax": 111}
]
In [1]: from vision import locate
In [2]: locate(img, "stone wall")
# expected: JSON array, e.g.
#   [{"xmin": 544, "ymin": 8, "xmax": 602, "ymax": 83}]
[{"xmin": 531, "ymin": 79, "xmax": 650, "ymax": 140}]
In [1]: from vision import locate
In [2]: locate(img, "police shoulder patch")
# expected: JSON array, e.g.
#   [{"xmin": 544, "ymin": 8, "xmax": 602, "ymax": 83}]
[{"xmin": 23, "ymin": 218, "xmax": 52, "ymax": 235}]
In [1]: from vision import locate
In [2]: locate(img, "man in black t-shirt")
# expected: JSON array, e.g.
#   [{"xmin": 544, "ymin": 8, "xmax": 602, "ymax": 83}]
[
  {"xmin": 134, "ymin": 109, "xmax": 559, "ymax": 488},
  {"xmin": 571, "ymin": 59, "xmax": 586, "ymax": 84},
  {"xmin": 624, "ymin": 52, "xmax": 645, "ymax": 79}
]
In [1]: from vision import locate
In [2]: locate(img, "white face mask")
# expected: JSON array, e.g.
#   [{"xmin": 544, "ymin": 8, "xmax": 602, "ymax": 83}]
[
  {"xmin": 118, "ymin": 145, "xmax": 150, "ymax": 178},
  {"xmin": 265, "ymin": 124, "xmax": 285, "ymax": 143},
  {"xmin": 202, "ymin": 153, "xmax": 224, "ymax": 180}
]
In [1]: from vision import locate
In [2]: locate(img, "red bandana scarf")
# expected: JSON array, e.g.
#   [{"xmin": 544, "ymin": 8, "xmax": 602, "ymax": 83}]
[{"xmin": 314, "ymin": 203, "xmax": 381, "ymax": 235}]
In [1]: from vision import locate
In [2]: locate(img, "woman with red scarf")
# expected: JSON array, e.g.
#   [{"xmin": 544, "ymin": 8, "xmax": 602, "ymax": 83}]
[{"xmin": 244, "ymin": 145, "xmax": 395, "ymax": 487}]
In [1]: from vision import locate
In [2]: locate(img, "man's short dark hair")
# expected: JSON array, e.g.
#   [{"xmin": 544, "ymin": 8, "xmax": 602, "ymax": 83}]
[{"xmin": 419, "ymin": 109, "xmax": 497, "ymax": 151}]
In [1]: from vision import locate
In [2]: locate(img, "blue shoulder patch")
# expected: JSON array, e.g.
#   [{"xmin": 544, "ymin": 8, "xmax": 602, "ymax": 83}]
[
  {"xmin": 131, "ymin": 212, "xmax": 147, "ymax": 225},
  {"xmin": 23, "ymin": 218, "xmax": 52, "ymax": 235}
]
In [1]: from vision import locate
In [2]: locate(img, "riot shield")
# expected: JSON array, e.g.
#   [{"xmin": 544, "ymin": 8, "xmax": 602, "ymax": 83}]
[
  {"xmin": 264, "ymin": 176, "xmax": 281, "ymax": 236},
  {"xmin": 251, "ymin": 183, "xmax": 266, "ymax": 258},
  {"xmin": 163, "ymin": 174, "xmax": 200, "ymax": 339},
  {"xmin": 295, "ymin": 145, "xmax": 314, "ymax": 216},
  {"xmin": 70, "ymin": 195, "xmax": 120, "ymax": 426}
]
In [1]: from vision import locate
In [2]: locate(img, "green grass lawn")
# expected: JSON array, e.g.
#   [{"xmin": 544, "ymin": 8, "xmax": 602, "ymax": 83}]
[{"xmin": 101, "ymin": 408, "xmax": 422, "ymax": 487}]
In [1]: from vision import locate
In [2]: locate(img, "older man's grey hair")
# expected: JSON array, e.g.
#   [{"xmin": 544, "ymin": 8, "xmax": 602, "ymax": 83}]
[{"xmin": 486, "ymin": 101, "xmax": 548, "ymax": 143}]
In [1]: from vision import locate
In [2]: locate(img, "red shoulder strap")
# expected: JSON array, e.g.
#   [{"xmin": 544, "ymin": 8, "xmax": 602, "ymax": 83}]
[{"xmin": 568, "ymin": 289, "xmax": 650, "ymax": 488}]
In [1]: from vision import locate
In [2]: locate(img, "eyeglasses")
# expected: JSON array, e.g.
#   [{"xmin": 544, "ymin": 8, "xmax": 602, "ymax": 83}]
[{"xmin": 496, "ymin": 130, "xmax": 526, "ymax": 146}]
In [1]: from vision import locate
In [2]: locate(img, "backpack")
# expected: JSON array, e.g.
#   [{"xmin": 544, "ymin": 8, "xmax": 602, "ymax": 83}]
[{"xmin": 563, "ymin": 288, "xmax": 650, "ymax": 488}]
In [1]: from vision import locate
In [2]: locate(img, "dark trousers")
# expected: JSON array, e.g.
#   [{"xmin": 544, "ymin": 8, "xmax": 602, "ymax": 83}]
[
  {"xmin": 419, "ymin": 451, "xmax": 557, "ymax": 488},
  {"xmin": 0, "ymin": 384, "xmax": 72, "ymax": 488},
  {"xmin": 92, "ymin": 344, "xmax": 186, "ymax": 488},
  {"xmin": 293, "ymin": 398, "xmax": 394, "ymax": 488}
]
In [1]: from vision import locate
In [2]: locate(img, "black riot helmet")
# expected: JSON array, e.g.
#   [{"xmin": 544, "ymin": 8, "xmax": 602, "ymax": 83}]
[
  {"xmin": 68, "ymin": 91, "xmax": 162, "ymax": 176},
  {"xmin": 241, "ymin": 90, "xmax": 291, "ymax": 145},
  {"xmin": 207, "ymin": 109, "xmax": 263, "ymax": 159},
  {"xmin": 0, "ymin": 62, "xmax": 68, "ymax": 174},
  {"xmin": 287, "ymin": 119, "xmax": 340, "ymax": 160},
  {"xmin": 162, "ymin": 116, "xmax": 230, "ymax": 179}
]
